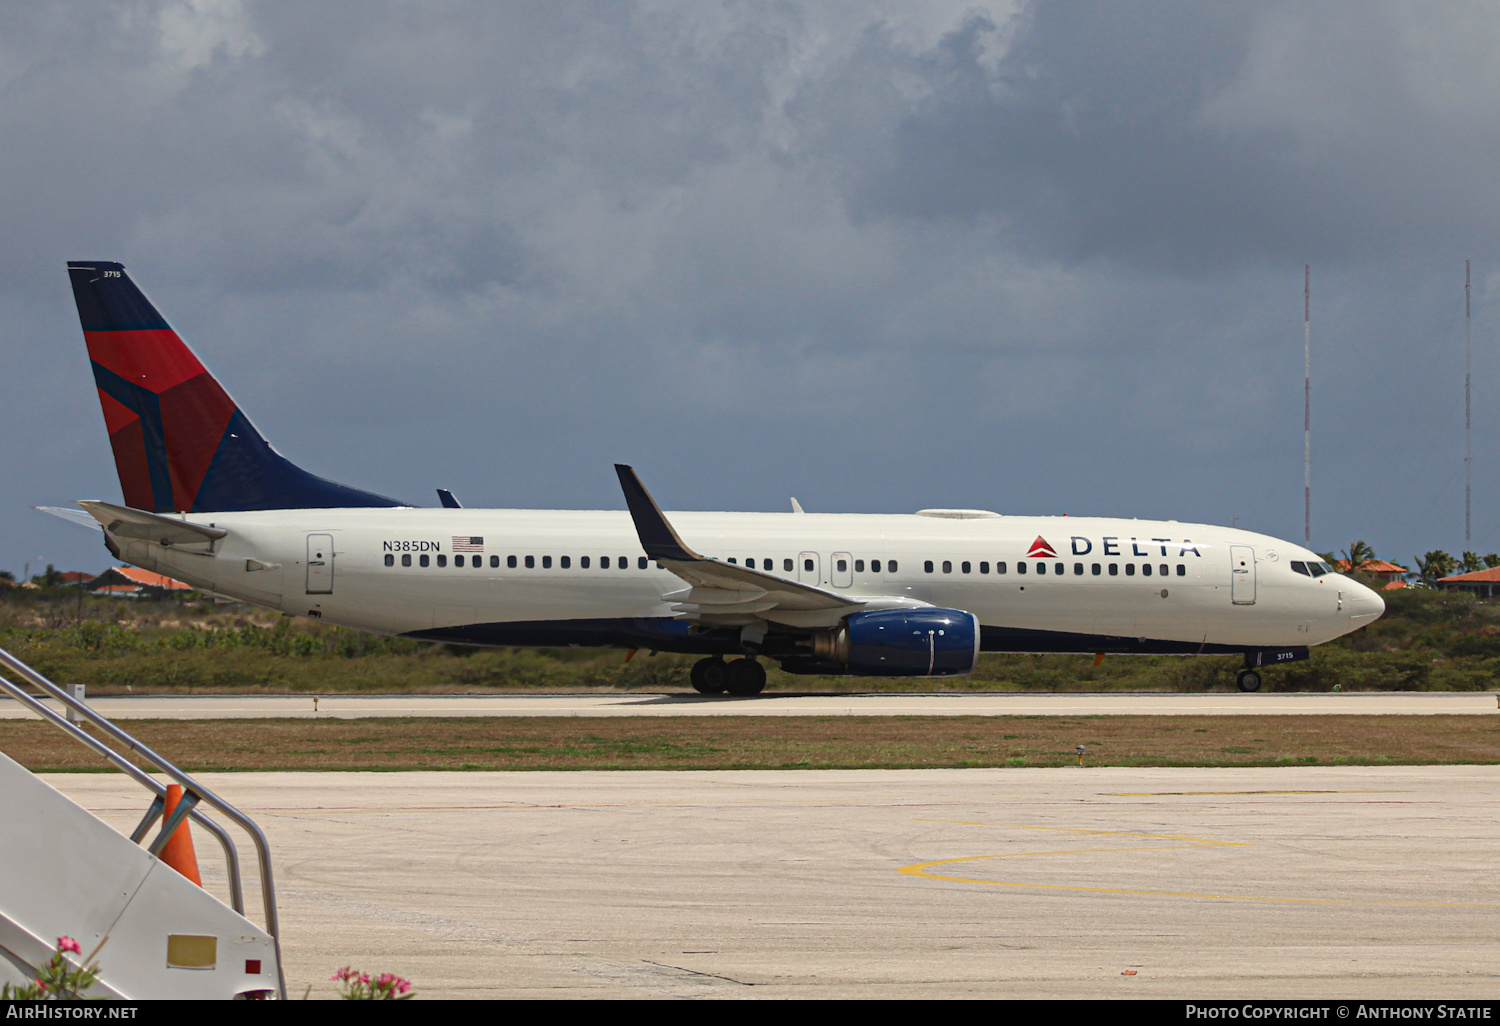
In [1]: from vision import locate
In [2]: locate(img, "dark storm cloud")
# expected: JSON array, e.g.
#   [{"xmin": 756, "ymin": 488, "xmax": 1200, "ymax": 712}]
[
  {"xmin": 3, "ymin": 0, "xmax": 1498, "ymax": 579},
  {"xmin": 866, "ymin": 2, "xmax": 1500, "ymax": 271}
]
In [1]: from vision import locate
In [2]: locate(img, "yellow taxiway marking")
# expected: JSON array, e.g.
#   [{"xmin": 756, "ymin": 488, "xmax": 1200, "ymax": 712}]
[
  {"xmin": 898, "ymin": 852, "xmax": 1500, "ymax": 906},
  {"xmin": 1102, "ymin": 790, "xmax": 1394, "ymax": 796},
  {"xmin": 912, "ymin": 819, "xmax": 1248, "ymax": 846},
  {"xmin": 902, "ymin": 820, "xmax": 1500, "ymax": 907}
]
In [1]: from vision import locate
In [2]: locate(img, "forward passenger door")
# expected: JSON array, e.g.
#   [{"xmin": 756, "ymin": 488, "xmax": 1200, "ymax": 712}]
[{"xmin": 1230, "ymin": 545, "xmax": 1255, "ymax": 605}]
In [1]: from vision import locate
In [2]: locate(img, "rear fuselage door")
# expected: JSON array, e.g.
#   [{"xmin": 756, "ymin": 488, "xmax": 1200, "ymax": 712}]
[
  {"xmin": 306, "ymin": 533, "xmax": 334, "ymax": 594},
  {"xmin": 798, "ymin": 551, "xmax": 821, "ymax": 586},
  {"xmin": 1230, "ymin": 545, "xmax": 1255, "ymax": 605},
  {"xmin": 830, "ymin": 551, "xmax": 853, "ymax": 589}
]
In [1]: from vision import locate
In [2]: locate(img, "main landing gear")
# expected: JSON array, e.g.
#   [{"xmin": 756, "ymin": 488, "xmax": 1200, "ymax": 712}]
[
  {"xmin": 1236, "ymin": 669, "xmax": 1262, "ymax": 693},
  {"xmin": 690, "ymin": 656, "xmax": 766, "ymax": 696}
]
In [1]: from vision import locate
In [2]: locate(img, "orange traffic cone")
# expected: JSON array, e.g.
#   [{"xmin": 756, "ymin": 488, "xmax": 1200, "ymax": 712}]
[{"xmin": 159, "ymin": 784, "xmax": 202, "ymax": 886}]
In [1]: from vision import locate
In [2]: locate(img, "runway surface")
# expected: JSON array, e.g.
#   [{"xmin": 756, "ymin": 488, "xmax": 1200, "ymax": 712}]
[
  {"xmin": 42, "ymin": 766, "xmax": 1500, "ymax": 998},
  {"xmin": 8, "ymin": 691, "xmax": 1499, "ymax": 719}
]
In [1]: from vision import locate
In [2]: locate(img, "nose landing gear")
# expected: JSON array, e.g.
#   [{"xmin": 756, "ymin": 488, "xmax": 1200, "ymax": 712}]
[{"xmin": 689, "ymin": 656, "xmax": 766, "ymax": 695}]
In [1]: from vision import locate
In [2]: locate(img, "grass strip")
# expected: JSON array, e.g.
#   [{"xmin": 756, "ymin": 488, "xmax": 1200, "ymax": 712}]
[{"xmin": 4, "ymin": 715, "xmax": 1499, "ymax": 772}]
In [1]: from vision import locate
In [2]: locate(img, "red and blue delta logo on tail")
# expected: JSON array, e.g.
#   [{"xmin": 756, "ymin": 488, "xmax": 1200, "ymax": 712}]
[{"xmin": 68, "ymin": 262, "xmax": 403, "ymax": 513}]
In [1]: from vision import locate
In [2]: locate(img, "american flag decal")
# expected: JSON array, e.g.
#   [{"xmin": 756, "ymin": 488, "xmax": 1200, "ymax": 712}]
[{"xmin": 452, "ymin": 536, "xmax": 484, "ymax": 553}]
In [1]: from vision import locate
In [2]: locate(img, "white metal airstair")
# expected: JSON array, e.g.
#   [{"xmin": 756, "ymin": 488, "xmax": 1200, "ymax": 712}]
[{"xmin": 0, "ymin": 646, "xmax": 285, "ymax": 999}]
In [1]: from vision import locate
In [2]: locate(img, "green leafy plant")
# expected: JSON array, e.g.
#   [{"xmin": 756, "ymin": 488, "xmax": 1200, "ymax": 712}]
[{"xmin": 1, "ymin": 936, "xmax": 104, "ymax": 999}]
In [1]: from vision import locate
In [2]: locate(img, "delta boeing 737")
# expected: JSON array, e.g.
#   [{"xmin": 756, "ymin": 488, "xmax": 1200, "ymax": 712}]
[{"xmin": 47, "ymin": 261, "xmax": 1384, "ymax": 694}]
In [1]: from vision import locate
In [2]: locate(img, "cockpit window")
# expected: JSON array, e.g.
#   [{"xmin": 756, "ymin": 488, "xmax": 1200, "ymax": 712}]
[{"xmin": 1291, "ymin": 561, "xmax": 1309, "ymax": 576}]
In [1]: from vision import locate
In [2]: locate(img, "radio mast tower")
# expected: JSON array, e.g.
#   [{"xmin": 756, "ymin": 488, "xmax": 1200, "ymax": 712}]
[
  {"xmin": 1466, "ymin": 259, "xmax": 1472, "ymax": 545},
  {"xmin": 1304, "ymin": 265, "xmax": 1312, "ymax": 546}
]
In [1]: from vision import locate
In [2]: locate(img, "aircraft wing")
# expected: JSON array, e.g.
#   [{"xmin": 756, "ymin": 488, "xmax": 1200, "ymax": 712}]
[{"xmin": 615, "ymin": 465, "xmax": 865, "ymax": 626}]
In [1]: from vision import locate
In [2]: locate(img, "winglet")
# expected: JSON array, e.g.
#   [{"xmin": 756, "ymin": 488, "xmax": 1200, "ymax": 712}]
[
  {"xmin": 436, "ymin": 488, "xmax": 462, "ymax": 508},
  {"xmin": 614, "ymin": 465, "xmax": 703, "ymax": 562}
]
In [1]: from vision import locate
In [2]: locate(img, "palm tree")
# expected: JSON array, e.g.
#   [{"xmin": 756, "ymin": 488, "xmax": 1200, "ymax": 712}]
[
  {"xmin": 1341, "ymin": 541, "xmax": 1377, "ymax": 573},
  {"xmin": 1460, "ymin": 551, "xmax": 1486, "ymax": 574},
  {"xmin": 1415, "ymin": 550, "xmax": 1457, "ymax": 583}
]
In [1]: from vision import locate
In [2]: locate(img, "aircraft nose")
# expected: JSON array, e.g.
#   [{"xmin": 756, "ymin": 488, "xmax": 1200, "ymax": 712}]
[{"xmin": 1346, "ymin": 579, "xmax": 1385, "ymax": 622}]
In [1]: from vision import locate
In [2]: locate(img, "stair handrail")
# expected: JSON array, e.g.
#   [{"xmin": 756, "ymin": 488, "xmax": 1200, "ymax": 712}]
[
  {"xmin": 0, "ymin": 645, "xmax": 285, "ymax": 999},
  {"xmin": 0, "ymin": 679, "xmax": 246, "ymax": 913}
]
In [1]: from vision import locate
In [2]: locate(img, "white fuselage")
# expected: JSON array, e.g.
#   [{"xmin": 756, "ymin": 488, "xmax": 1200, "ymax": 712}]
[{"xmin": 114, "ymin": 507, "xmax": 1385, "ymax": 655}]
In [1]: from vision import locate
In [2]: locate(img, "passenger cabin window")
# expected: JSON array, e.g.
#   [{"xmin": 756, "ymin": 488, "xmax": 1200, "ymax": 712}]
[
  {"xmin": 980, "ymin": 561, "xmax": 989, "ymax": 574},
  {"xmin": 638, "ymin": 557, "xmax": 648, "ymax": 569},
  {"xmin": 620, "ymin": 557, "xmax": 629, "ymax": 569},
  {"xmin": 728, "ymin": 558, "xmax": 737, "ymax": 564},
  {"xmin": 1092, "ymin": 563, "xmax": 1101, "ymax": 575},
  {"xmin": 508, "ymin": 556, "xmax": 517, "ymax": 568},
  {"xmin": 872, "ymin": 559, "xmax": 881, "ymax": 572},
  {"xmin": 455, "ymin": 555, "xmax": 464, "ymax": 567},
  {"xmin": 888, "ymin": 560, "xmax": 898, "ymax": 572},
  {"xmin": 855, "ymin": 559, "xmax": 865, "ymax": 572},
  {"xmin": 1055, "ymin": 563, "xmax": 1064, "ymax": 575},
  {"xmin": 384, "ymin": 554, "xmax": 394, "ymax": 567},
  {"xmin": 420, "ymin": 554, "xmax": 430, "ymax": 567},
  {"xmin": 437, "ymin": 554, "xmax": 447, "ymax": 567},
  {"xmin": 401, "ymin": 554, "xmax": 411, "ymax": 567},
  {"xmin": 1125, "ymin": 564, "xmax": 1135, "ymax": 576},
  {"xmin": 1142, "ymin": 563, "xmax": 1152, "ymax": 576},
  {"xmin": 581, "ymin": 556, "xmax": 590, "ymax": 569},
  {"xmin": 1036, "ymin": 562, "xmax": 1046, "ymax": 575},
  {"xmin": 996, "ymin": 562, "xmax": 1007, "ymax": 574},
  {"xmin": 601, "ymin": 556, "xmax": 611, "ymax": 569},
  {"xmin": 1108, "ymin": 563, "xmax": 1118, "ymax": 575},
  {"xmin": 803, "ymin": 558, "xmax": 814, "ymax": 572},
  {"xmin": 525, "ymin": 556, "xmax": 534, "ymax": 568},
  {"xmin": 490, "ymin": 556, "xmax": 499, "ymax": 568},
  {"xmin": 542, "ymin": 556, "xmax": 552, "ymax": 568},
  {"xmin": 961, "ymin": 561, "xmax": 971, "ymax": 574},
  {"xmin": 1074, "ymin": 563, "xmax": 1083, "ymax": 575},
  {"xmin": 837, "ymin": 558, "xmax": 848, "ymax": 572},
  {"xmin": 942, "ymin": 560, "xmax": 952, "ymax": 573},
  {"xmin": 784, "ymin": 558, "xmax": 794, "ymax": 571},
  {"xmin": 1159, "ymin": 564, "xmax": 1168, "ymax": 576},
  {"xmin": 1176, "ymin": 564, "xmax": 1186, "ymax": 576},
  {"xmin": 1017, "ymin": 561, "xmax": 1027, "ymax": 575},
  {"xmin": 560, "ymin": 556, "xmax": 570, "ymax": 569},
  {"xmin": 924, "ymin": 560, "xmax": 934, "ymax": 573}
]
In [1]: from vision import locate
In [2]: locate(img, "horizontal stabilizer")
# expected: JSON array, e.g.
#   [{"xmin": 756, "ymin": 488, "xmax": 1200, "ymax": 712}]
[
  {"xmin": 35, "ymin": 506, "xmax": 104, "ymax": 532},
  {"xmin": 78, "ymin": 500, "xmax": 227, "ymax": 547}
]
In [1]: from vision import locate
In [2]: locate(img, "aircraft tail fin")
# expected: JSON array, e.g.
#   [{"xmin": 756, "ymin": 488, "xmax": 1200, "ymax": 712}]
[{"xmin": 67, "ymin": 261, "xmax": 404, "ymax": 512}]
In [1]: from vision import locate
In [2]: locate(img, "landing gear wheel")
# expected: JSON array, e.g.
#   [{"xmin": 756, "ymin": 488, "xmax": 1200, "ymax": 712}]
[
  {"xmin": 725, "ymin": 658, "xmax": 767, "ymax": 696},
  {"xmin": 1236, "ymin": 669, "xmax": 1262, "ymax": 693},
  {"xmin": 691, "ymin": 657, "xmax": 729, "ymax": 694}
]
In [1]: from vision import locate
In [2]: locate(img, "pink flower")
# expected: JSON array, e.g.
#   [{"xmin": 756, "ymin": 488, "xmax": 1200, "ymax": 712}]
[{"xmin": 57, "ymin": 937, "xmax": 81, "ymax": 955}]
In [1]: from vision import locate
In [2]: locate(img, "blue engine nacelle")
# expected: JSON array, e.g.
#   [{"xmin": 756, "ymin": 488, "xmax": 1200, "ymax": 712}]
[{"xmin": 780, "ymin": 608, "xmax": 981, "ymax": 677}]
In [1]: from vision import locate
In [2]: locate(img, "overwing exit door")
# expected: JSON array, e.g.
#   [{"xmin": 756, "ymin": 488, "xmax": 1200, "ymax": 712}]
[
  {"xmin": 306, "ymin": 534, "xmax": 334, "ymax": 594},
  {"xmin": 798, "ymin": 551, "xmax": 820, "ymax": 586},
  {"xmin": 1230, "ymin": 545, "xmax": 1255, "ymax": 605}
]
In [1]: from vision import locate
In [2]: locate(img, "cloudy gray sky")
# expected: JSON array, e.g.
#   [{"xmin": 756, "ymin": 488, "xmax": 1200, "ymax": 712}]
[{"xmin": 5, "ymin": 0, "xmax": 1499, "ymax": 578}]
